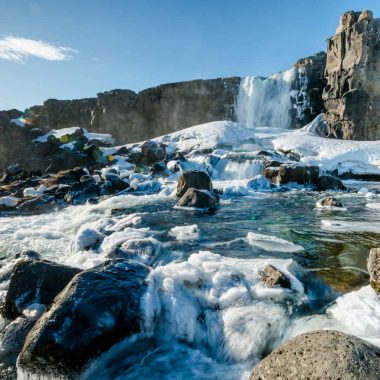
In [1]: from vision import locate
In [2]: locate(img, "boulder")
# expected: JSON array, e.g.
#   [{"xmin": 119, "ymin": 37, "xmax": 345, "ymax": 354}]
[
  {"xmin": 2, "ymin": 259, "xmax": 81, "ymax": 319},
  {"xmin": 176, "ymin": 170, "xmax": 213, "ymax": 197},
  {"xmin": 368, "ymin": 248, "xmax": 380, "ymax": 294},
  {"xmin": 176, "ymin": 188, "xmax": 219, "ymax": 209},
  {"xmin": 260, "ymin": 265, "xmax": 291, "ymax": 289},
  {"xmin": 0, "ymin": 317, "xmax": 35, "ymax": 374},
  {"xmin": 16, "ymin": 196, "xmax": 56, "ymax": 213},
  {"xmin": 107, "ymin": 238, "xmax": 160, "ymax": 265},
  {"xmin": 263, "ymin": 167, "xmax": 281, "ymax": 184},
  {"xmin": 316, "ymin": 196, "xmax": 343, "ymax": 208},
  {"xmin": 64, "ymin": 177, "xmax": 98, "ymax": 205},
  {"xmin": 323, "ymin": 10, "xmax": 380, "ymax": 140},
  {"xmin": 317, "ymin": 175, "xmax": 346, "ymax": 191},
  {"xmin": 18, "ymin": 260, "xmax": 149, "ymax": 378},
  {"xmin": 140, "ymin": 141, "xmax": 166, "ymax": 164},
  {"xmin": 150, "ymin": 161, "xmax": 170, "ymax": 178},
  {"xmin": 250, "ymin": 330, "xmax": 380, "ymax": 380},
  {"xmin": 277, "ymin": 164, "xmax": 319, "ymax": 186}
]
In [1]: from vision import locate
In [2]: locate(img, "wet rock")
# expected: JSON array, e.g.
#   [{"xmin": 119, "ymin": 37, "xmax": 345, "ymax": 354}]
[
  {"xmin": 263, "ymin": 166, "xmax": 281, "ymax": 184},
  {"xmin": 43, "ymin": 167, "xmax": 87, "ymax": 187},
  {"xmin": 102, "ymin": 173, "xmax": 129, "ymax": 192},
  {"xmin": 250, "ymin": 330, "xmax": 380, "ymax": 380},
  {"xmin": 316, "ymin": 196, "xmax": 343, "ymax": 208},
  {"xmin": 18, "ymin": 260, "xmax": 149, "ymax": 378},
  {"xmin": 277, "ymin": 164, "xmax": 319, "ymax": 186},
  {"xmin": 64, "ymin": 177, "xmax": 98, "ymax": 205},
  {"xmin": 2, "ymin": 259, "xmax": 81, "ymax": 319},
  {"xmin": 260, "ymin": 265, "xmax": 291, "ymax": 289},
  {"xmin": 176, "ymin": 170, "xmax": 213, "ymax": 197},
  {"xmin": 0, "ymin": 317, "xmax": 35, "ymax": 373},
  {"xmin": 318, "ymin": 175, "xmax": 346, "ymax": 191},
  {"xmin": 176, "ymin": 188, "xmax": 219, "ymax": 209},
  {"xmin": 150, "ymin": 161, "xmax": 170, "ymax": 178},
  {"xmin": 368, "ymin": 248, "xmax": 380, "ymax": 294},
  {"xmin": 16, "ymin": 196, "xmax": 56, "ymax": 213}
]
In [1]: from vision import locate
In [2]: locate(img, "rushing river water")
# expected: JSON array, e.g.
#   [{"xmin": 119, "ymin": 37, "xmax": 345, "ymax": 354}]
[{"xmin": 3, "ymin": 178, "xmax": 380, "ymax": 380}]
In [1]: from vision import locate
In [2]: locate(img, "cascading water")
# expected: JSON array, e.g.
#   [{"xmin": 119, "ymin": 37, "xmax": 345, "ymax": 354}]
[{"xmin": 236, "ymin": 67, "xmax": 296, "ymax": 129}]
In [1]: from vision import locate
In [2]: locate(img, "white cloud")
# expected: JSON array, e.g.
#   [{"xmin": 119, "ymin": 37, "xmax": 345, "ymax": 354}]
[{"xmin": 0, "ymin": 36, "xmax": 77, "ymax": 63}]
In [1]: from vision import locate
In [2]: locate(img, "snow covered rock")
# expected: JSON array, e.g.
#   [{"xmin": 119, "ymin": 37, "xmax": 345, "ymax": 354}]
[
  {"xmin": 18, "ymin": 260, "xmax": 149, "ymax": 379},
  {"xmin": 176, "ymin": 170, "xmax": 213, "ymax": 197}
]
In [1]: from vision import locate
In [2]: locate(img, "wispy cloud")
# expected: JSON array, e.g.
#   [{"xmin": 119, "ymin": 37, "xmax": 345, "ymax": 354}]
[{"xmin": 0, "ymin": 36, "xmax": 77, "ymax": 63}]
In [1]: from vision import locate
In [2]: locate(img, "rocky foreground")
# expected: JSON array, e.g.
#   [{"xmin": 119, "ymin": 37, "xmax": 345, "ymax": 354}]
[{"xmin": 1, "ymin": 8, "xmax": 380, "ymax": 380}]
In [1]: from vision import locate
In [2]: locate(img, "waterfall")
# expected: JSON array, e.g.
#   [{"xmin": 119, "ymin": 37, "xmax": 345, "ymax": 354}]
[{"xmin": 236, "ymin": 67, "xmax": 296, "ymax": 129}]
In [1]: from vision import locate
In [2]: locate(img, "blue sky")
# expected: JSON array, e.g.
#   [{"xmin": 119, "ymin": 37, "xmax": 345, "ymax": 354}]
[{"xmin": 1, "ymin": 0, "xmax": 380, "ymax": 110}]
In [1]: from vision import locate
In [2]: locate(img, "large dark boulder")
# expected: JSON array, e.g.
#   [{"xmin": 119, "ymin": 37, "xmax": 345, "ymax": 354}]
[
  {"xmin": 1, "ymin": 259, "xmax": 81, "ymax": 319},
  {"xmin": 64, "ymin": 177, "xmax": 98, "ymax": 205},
  {"xmin": 368, "ymin": 248, "xmax": 380, "ymax": 294},
  {"xmin": 277, "ymin": 164, "xmax": 319, "ymax": 186},
  {"xmin": 18, "ymin": 260, "xmax": 149, "ymax": 378},
  {"xmin": 318, "ymin": 175, "xmax": 346, "ymax": 191},
  {"xmin": 250, "ymin": 330, "xmax": 380, "ymax": 380},
  {"xmin": 176, "ymin": 170, "xmax": 213, "ymax": 197},
  {"xmin": 176, "ymin": 188, "xmax": 219, "ymax": 209}
]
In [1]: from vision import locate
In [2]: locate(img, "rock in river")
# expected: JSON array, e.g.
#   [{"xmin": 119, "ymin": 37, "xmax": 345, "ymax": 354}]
[
  {"xmin": 250, "ymin": 330, "xmax": 380, "ymax": 380},
  {"xmin": 18, "ymin": 259, "xmax": 149, "ymax": 379}
]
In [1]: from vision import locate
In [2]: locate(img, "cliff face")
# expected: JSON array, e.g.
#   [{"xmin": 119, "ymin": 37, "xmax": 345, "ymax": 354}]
[
  {"xmin": 323, "ymin": 10, "xmax": 380, "ymax": 140},
  {"xmin": 291, "ymin": 52, "xmax": 327, "ymax": 128},
  {"xmin": 29, "ymin": 78, "xmax": 240, "ymax": 144}
]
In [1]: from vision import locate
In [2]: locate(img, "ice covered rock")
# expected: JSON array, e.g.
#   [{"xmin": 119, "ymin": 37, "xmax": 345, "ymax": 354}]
[
  {"xmin": 176, "ymin": 170, "xmax": 213, "ymax": 197},
  {"xmin": 317, "ymin": 175, "xmax": 346, "ymax": 191},
  {"xmin": 247, "ymin": 175, "xmax": 272, "ymax": 190},
  {"xmin": 16, "ymin": 196, "xmax": 56, "ymax": 213},
  {"xmin": 222, "ymin": 183, "xmax": 248, "ymax": 196},
  {"xmin": 107, "ymin": 238, "xmax": 160, "ymax": 265},
  {"xmin": 176, "ymin": 188, "xmax": 219, "ymax": 210},
  {"xmin": 74, "ymin": 228, "xmax": 104, "ymax": 252},
  {"xmin": 250, "ymin": 330, "xmax": 380, "ymax": 380},
  {"xmin": 368, "ymin": 248, "xmax": 380, "ymax": 295},
  {"xmin": 316, "ymin": 196, "xmax": 343, "ymax": 208},
  {"xmin": 18, "ymin": 260, "xmax": 149, "ymax": 379},
  {"xmin": 150, "ymin": 161, "xmax": 170, "ymax": 178},
  {"xmin": 1, "ymin": 258, "xmax": 81, "ymax": 319}
]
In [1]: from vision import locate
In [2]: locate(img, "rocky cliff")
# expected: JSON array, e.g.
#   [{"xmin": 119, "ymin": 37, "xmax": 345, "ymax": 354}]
[
  {"xmin": 323, "ymin": 10, "xmax": 380, "ymax": 140},
  {"xmin": 291, "ymin": 52, "xmax": 327, "ymax": 128},
  {"xmin": 29, "ymin": 78, "xmax": 240, "ymax": 144}
]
